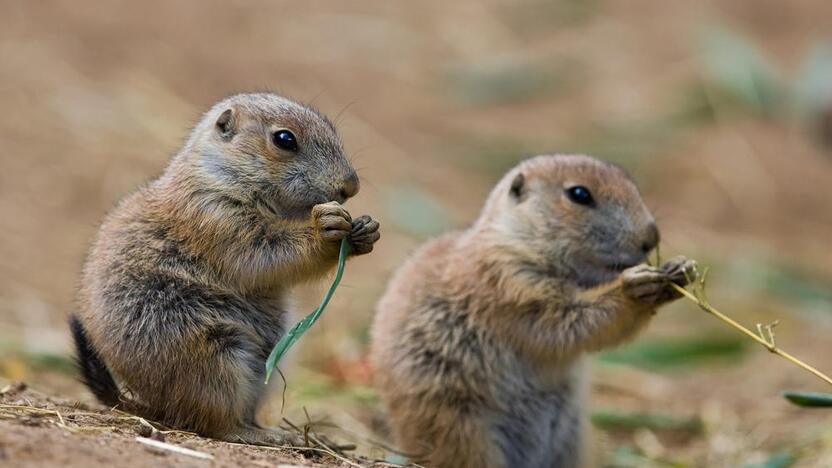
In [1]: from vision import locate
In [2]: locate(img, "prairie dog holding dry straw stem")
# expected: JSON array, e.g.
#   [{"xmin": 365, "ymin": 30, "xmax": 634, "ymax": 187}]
[
  {"xmin": 70, "ymin": 92, "xmax": 380, "ymax": 445},
  {"xmin": 371, "ymin": 154, "xmax": 694, "ymax": 468}
]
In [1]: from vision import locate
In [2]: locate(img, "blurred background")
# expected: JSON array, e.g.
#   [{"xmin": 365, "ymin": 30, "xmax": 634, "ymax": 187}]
[{"xmin": 1, "ymin": 1, "xmax": 831, "ymax": 466}]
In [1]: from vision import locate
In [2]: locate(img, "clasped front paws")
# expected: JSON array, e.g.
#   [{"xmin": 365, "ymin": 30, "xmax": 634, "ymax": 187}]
[
  {"xmin": 312, "ymin": 201, "xmax": 352, "ymax": 242},
  {"xmin": 621, "ymin": 256, "xmax": 697, "ymax": 306},
  {"xmin": 311, "ymin": 202, "xmax": 380, "ymax": 255}
]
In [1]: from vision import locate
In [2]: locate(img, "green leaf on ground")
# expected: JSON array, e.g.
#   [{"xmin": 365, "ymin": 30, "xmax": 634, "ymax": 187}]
[
  {"xmin": 598, "ymin": 334, "xmax": 747, "ymax": 370},
  {"xmin": 742, "ymin": 450, "xmax": 797, "ymax": 468},
  {"xmin": 604, "ymin": 444, "xmax": 687, "ymax": 468},
  {"xmin": 591, "ymin": 409, "xmax": 703, "ymax": 434},
  {"xmin": 782, "ymin": 390, "xmax": 832, "ymax": 408}
]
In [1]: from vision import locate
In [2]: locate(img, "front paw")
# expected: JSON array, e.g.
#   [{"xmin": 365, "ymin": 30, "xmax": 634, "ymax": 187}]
[
  {"xmin": 621, "ymin": 257, "xmax": 695, "ymax": 306},
  {"xmin": 312, "ymin": 201, "xmax": 352, "ymax": 242},
  {"xmin": 348, "ymin": 215, "xmax": 380, "ymax": 255},
  {"xmin": 660, "ymin": 255, "xmax": 697, "ymax": 287}
]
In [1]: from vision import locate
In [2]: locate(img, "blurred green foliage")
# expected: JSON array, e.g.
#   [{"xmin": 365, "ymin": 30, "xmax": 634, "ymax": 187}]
[
  {"xmin": 598, "ymin": 334, "xmax": 747, "ymax": 370},
  {"xmin": 562, "ymin": 120, "xmax": 677, "ymax": 168},
  {"xmin": 591, "ymin": 409, "xmax": 703, "ymax": 434},
  {"xmin": 448, "ymin": 135, "xmax": 542, "ymax": 175},
  {"xmin": 383, "ymin": 185, "xmax": 455, "ymax": 238},
  {"xmin": 24, "ymin": 353, "xmax": 76, "ymax": 375},
  {"xmin": 292, "ymin": 371, "xmax": 379, "ymax": 405},
  {"xmin": 699, "ymin": 26, "xmax": 785, "ymax": 117},
  {"xmin": 742, "ymin": 451, "xmax": 797, "ymax": 468},
  {"xmin": 603, "ymin": 444, "xmax": 685, "ymax": 468},
  {"xmin": 445, "ymin": 59, "xmax": 573, "ymax": 107},
  {"xmin": 695, "ymin": 26, "xmax": 832, "ymax": 147},
  {"xmin": 726, "ymin": 258, "xmax": 832, "ymax": 311},
  {"xmin": 447, "ymin": 118, "xmax": 677, "ymax": 179},
  {"xmin": 444, "ymin": 27, "xmax": 832, "ymax": 190},
  {"xmin": 501, "ymin": 0, "xmax": 601, "ymax": 37},
  {"xmin": 0, "ymin": 349, "xmax": 76, "ymax": 378},
  {"xmin": 795, "ymin": 42, "xmax": 832, "ymax": 117}
]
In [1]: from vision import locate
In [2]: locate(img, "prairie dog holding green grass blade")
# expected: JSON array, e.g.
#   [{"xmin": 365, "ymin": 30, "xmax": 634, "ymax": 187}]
[
  {"xmin": 371, "ymin": 154, "xmax": 693, "ymax": 468},
  {"xmin": 70, "ymin": 93, "xmax": 380, "ymax": 445}
]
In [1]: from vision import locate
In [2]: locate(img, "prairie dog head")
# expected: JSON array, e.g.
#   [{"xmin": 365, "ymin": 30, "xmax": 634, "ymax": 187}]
[
  {"xmin": 479, "ymin": 154, "xmax": 659, "ymax": 287},
  {"xmin": 183, "ymin": 92, "xmax": 358, "ymax": 218}
]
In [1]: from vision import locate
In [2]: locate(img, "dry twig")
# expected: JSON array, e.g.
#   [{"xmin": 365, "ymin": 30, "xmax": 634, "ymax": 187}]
[{"xmin": 671, "ymin": 265, "xmax": 832, "ymax": 387}]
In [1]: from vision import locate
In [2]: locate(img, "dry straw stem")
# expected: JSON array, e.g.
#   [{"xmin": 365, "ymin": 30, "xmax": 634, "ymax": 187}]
[
  {"xmin": 281, "ymin": 416, "xmax": 364, "ymax": 468},
  {"xmin": 0, "ymin": 401, "xmax": 191, "ymax": 435},
  {"xmin": 135, "ymin": 436, "xmax": 214, "ymax": 460},
  {"xmin": 670, "ymin": 268, "xmax": 832, "ymax": 387}
]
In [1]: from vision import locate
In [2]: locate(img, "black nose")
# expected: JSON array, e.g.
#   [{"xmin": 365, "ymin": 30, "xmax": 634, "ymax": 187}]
[
  {"xmin": 641, "ymin": 222, "xmax": 660, "ymax": 254},
  {"xmin": 339, "ymin": 172, "xmax": 360, "ymax": 201}
]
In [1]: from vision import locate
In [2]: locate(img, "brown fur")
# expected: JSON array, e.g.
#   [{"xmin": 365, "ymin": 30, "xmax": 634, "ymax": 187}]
[
  {"xmin": 73, "ymin": 92, "xmax": 380, "ymax": 445},
  {"xmin": 371, "ymin": 154, "xmax": 693, "ymax": 468}
]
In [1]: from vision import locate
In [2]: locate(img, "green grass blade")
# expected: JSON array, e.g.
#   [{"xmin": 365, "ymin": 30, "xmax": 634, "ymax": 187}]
[
  {"xmin": 782, "ymin": 390, "xmax": 832, "ymax": 408},
  {"xmin": 742, "ymin": 450, "xmax": 797, "ymax": 468},
  {"xmin": 264, "ymin": 238, "xmax": 352, "ymax": 384},
  {"xmin": 591, "ymin": 409, "xmax": 703, "ymax": 434},
  {"xmin": 598, "ymin": 334, "xmax": 746, "ymax": 370}
]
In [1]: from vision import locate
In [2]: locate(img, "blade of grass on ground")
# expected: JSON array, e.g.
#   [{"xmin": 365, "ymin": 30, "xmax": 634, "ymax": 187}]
[
  {"xmin": 782, "ymin": 391, "xmax": 832, "ymax": 408},
  {"xmin": 591, "ymin": 409, "xmax": 703, "ymax": 434},
  {"xmin": 598, "ymin": 334, "xmax": 746, "ymax": 370}
]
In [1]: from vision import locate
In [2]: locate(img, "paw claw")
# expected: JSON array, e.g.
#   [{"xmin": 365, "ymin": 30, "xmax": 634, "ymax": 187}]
[
  {"xmin": 622, "ymin": 261, "xmax": 686, "ymax": 306},
  {"xmin": 660, "ymin": 256, "xmax": 697, "ymax": 286},
  {"xmin": 348, "ymin": 215, "xmax": 380, "ymax": 255}
]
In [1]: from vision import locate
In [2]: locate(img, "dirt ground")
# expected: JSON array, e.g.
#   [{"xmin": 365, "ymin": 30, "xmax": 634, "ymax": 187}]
[
  {"xmin": 2, "ymin": 0, "xmax": 832, "ymax": 467},
  {"xmin": 0, "ymin": 382, "xmax": 401, "ymax": 468}
]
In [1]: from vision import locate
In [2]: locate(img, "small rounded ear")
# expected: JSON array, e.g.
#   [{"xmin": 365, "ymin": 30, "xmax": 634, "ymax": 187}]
[
  {"xmin": 509, "ymin": 172, "xmax": 526, "ymax": 201},
  {"xmin": 215, "ymin": 108, "xmax": 236, "ymax": 139}
]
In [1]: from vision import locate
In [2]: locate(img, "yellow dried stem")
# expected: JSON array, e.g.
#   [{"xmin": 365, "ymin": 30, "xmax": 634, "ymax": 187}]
[{"xmin": 670, "ymin": 282, "xmax": 832, "ymax": 387}]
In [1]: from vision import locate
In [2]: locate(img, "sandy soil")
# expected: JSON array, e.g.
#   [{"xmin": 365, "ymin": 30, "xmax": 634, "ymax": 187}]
[{"xmin": 0, "ymin": 382, "xmax": 402, "ymax": 468}]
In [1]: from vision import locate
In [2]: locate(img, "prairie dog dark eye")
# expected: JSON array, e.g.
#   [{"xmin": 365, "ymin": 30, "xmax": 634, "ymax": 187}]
[
  {"xmin": 272, "ymin": 130, "xmax": 298, "ymax": 152},
  {"xmin": 565, "ymin": 185, "xmax": 594, "ymax": 207}
]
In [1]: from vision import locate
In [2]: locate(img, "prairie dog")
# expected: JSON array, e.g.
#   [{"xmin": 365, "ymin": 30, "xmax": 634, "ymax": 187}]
[
  {"xmin": 371, "ymin": 154, "xmax": 693, "ymax": 467},
  {"xmin": 71, "ymin": 92, "xmax": 380, "ymax": 445}
]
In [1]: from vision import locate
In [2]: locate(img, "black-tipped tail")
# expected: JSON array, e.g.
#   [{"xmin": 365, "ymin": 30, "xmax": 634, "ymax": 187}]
[{"xmin": 69, "ymin": 314, "xmax": 120, "ymax": 407}]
